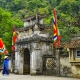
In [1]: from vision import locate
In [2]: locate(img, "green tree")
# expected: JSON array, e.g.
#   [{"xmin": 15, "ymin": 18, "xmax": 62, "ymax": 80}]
[
  {"xmin": 0, "ymin": 0, "xmax": 80, "ymax": 50},
  {"xmin": 0, "ymin": 7, "xmax": 23, "ymax": 53}
]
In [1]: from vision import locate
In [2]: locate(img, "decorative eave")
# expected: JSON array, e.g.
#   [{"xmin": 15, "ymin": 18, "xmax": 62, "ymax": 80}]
[
  {"xmin": 15, "ymin": 34, "xmax": 53, "ymax": 45},
  {"xmin": 22, "ymin": 13, "xmax": 46, "ymax": 22},
  {"xmin": 15, "ymin": 25, "xmax": 34, "ymax": 32},
  {"xmin": 15, "ymin": 24, "xmax": 52, "ymax": 32}
]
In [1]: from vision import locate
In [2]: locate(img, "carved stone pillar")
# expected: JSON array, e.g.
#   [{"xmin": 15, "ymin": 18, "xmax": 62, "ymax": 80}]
[{"xmin": 30, "ymin": 43, "xmax": 37, "ymax": 75}]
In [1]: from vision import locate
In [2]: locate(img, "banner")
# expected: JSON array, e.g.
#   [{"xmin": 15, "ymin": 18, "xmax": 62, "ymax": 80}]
[
  {"xmin": 12, "ymin": 27, "xmax": 17, "ymax": 52},
  {"xmin": 52, "ymin": 9, "xmax": 61, "ymax": 48},
  {"xmin": 0, "ymin": 38, "xmax": 8, "ymax": 54}
]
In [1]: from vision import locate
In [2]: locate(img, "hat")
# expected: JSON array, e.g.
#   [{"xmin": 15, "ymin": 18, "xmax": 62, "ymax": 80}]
[{"xmin": 4, "ymin": 56, "xmax": 8, "ymax": 59}]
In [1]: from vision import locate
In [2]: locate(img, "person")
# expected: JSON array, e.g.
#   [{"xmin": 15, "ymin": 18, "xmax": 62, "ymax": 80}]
[{"xmin": 2, "ymin": 56, "xmax": 9, "ymax": 75}]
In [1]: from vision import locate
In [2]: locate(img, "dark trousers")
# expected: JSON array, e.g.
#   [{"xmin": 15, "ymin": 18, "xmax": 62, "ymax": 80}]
[{"xmin": 2, "ymin": 66, "xmax": 9, "ymax": 75}]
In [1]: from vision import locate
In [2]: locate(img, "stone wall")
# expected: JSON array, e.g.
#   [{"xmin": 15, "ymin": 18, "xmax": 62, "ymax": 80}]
[{"xmin": 60, "ymin": 56, "xmax": 71, "ymax": 76}]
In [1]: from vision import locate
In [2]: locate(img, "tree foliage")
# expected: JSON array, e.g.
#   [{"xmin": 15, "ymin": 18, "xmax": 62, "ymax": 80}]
[
  {"xmin": 0, "ymin": 7, "xmax": 23, "ymax": 53},
  {"xmin": 0, "ymin": 0, "xmax": 80, "ymax": 53}
]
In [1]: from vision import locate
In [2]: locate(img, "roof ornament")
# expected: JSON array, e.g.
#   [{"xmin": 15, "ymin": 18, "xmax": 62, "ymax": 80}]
[{"xmin": 36, "ymin": 11, "xmax": 38, "ymax": 24}]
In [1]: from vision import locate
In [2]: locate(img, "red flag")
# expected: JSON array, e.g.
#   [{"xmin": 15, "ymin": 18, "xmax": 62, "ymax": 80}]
[
  {"xmin": 0, "ymin": 38, "xmax": 8, "ymax": 54},
  {"xmin": 0, "ymin": 38, "xmax": 4, "ymax": 49},
  {"xmin": 12, "ymin": 27, "xmax": 17, "ymax": 52},
  {"xmin": 52, "ymin": 9, "xmax": 61, "ymax": 47}
]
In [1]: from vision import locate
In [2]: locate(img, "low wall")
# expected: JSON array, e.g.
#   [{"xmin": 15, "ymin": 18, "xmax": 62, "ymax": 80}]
[{"xmin": 60, "ymin": 56, "xmax": 71, "ymax": 77}]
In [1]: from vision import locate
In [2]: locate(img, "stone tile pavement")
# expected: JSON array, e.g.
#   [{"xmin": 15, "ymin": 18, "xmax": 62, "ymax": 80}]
[{"xmin": 0, "ymin": 73, "xmax": 80, "ymax": 80}]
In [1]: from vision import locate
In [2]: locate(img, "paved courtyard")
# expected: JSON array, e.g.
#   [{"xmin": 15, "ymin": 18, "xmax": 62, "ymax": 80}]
[{"xmin": 0, "ymin": 73, "xmax": 79, "ymax": 80}]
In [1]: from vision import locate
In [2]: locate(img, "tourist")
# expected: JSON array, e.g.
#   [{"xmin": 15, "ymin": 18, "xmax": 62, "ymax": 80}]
[{"xmin": 2, "ymin": 56, "xmax": 9, "ymax": 75}]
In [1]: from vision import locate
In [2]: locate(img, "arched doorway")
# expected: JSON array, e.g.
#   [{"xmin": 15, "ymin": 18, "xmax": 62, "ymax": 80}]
[{"xmin": 23, "ymin": 48, "xmax": 30, "ymax": 74}]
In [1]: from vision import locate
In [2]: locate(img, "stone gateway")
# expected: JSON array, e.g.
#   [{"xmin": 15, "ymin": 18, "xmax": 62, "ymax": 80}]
[{"xmin": 13, "ymin": 13, "xmax": 54, "ymax": 75}]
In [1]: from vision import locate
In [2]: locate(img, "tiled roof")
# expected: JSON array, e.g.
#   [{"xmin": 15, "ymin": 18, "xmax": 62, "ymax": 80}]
[
  {"xmin": 56, "ymin": 36, "xmax": 80, "ymax": 48},
  {"xmin": 62, "ymin": 37, "xmax": 80, "ymax": 48}
]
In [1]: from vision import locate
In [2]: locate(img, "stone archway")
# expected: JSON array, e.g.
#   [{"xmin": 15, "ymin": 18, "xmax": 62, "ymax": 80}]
[{"xmin": 23, "ymin": 48, "xmax": 30, "ymax": 74}]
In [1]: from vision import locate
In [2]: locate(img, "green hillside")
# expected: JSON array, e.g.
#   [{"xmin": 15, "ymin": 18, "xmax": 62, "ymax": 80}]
[{"xmin": 0, "ymin": 0, "xmax": 80, "ymax": 53}]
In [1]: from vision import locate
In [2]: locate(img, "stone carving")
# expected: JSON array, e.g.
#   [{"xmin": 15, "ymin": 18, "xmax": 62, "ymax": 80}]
[{"xmin": 46, "ymin": 58, "xmax": 53, "ymax": 69}]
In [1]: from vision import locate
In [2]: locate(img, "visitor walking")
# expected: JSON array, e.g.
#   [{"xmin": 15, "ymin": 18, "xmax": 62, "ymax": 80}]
[{"xmin": 2, "ymin": 56, "xmax": 9, "ymax": 75}]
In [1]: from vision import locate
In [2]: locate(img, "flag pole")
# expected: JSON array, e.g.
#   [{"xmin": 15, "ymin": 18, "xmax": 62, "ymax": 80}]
[{"xmin": 52, "ymin": 8, "xmax": 61, "ymax": 76}]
